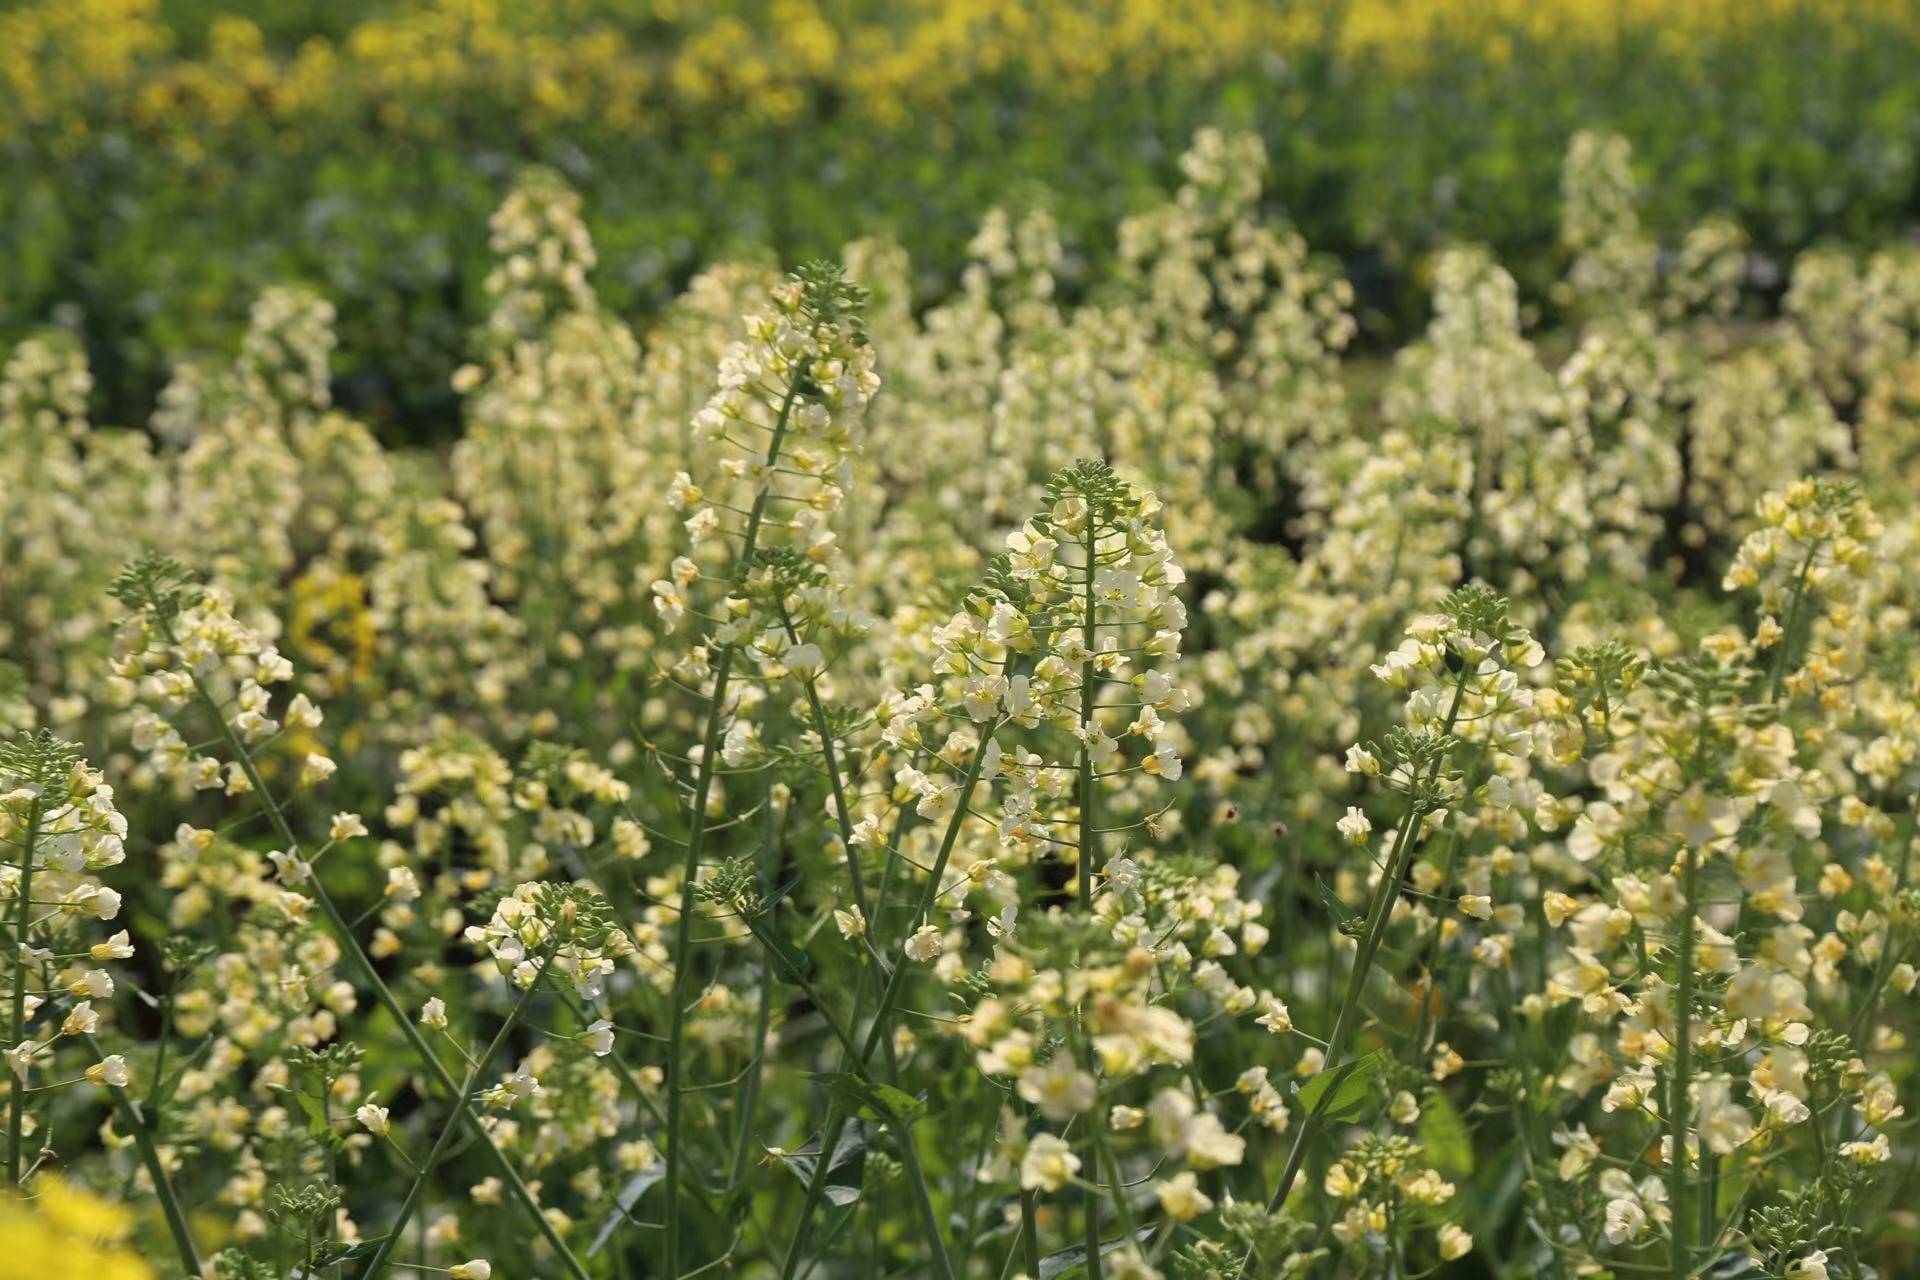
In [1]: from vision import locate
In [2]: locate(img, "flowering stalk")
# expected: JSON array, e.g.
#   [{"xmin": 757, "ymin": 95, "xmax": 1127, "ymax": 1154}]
[
  {"xmin": 654, "ymin": 262, "xmax": 877, "ymax": 1276},
  {"xmin": 661, "ymin": 382, "xmax": 797, "ymax": 1274},
  {"xmin": 130, "ymin": 583, "xmax": 587, "ymax": 1280},
  {"xmin": 1075, "ymin": 479, "xmax": 1105, "ymax": 1279},
  {"xmin": 5, "ymin": 794, "xmax": 40, "ymax": 1187}
]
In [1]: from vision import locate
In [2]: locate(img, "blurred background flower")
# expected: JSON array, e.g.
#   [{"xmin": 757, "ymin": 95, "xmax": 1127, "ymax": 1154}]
[{"xmin": 3, "ymin": 0, "xmax": 1917, "ymax": 438}]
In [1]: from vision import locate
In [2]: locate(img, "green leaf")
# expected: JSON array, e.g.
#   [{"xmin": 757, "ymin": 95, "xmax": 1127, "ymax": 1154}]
[
  {"xmin": 775, "ymin": 1117, "xmax": 869, "ymax": 1208},
  {"xmin": 744, "ymin": 913, "xmax": 813, "ymax": 985},
  {"xmin": 1037, "ymin": 1227, "xmax": 1156, "ymax": 1278},
  {"xmin": 1293, "ymin": 1052, "xmax": 1379, "ymax": 1123},
  {"xmin": 760, "ymin": 876, "xmax": 801, "ymax": 913},
  {"xmin": 1418, "ymin": 1092, "xmax": 1473, "ymax": 1177},
  {"xmin": 810, "ymin": 1071, "xmax": 876, "ymax": 1113},
  {"xmin": 807, "ymin": 1072, "xmax": 927, "ymax": 1127},
  {"xmin": 315, "ymin": 1237, "xmax": 387, "ymax": 1267},
  {"xmin": 870, "ymin": 1082, "xmax": 928, "ymax": 1126},
  {"xmin": 292, "ymin": 1090, "xmax": 333, "ymax": 1143},
  {"xmin": 1316, "ymin": 876, "xmax": 1363, "ymax": 937},
  {"xmin": 588, "ymin": 1163, "xmax": 666, "ymax": 1256}
]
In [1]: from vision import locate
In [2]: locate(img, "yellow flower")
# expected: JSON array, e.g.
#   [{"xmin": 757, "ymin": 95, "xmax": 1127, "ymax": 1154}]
[{"xmin": 0, "ymin": 1181, "xmax": 152, "ymax": 1280}]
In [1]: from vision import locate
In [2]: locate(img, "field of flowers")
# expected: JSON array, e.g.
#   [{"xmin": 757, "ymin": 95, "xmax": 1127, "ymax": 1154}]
[
  {"xmin": 6, "ymin": 101, "xmax": 1920, "ymax": 1280},
  {"xmin": 6, "ymin": 0, "xmax": 1920, "ymax": 434}
]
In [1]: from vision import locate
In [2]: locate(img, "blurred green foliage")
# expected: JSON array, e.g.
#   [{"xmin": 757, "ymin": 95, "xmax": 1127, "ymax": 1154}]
[{"xmin": 2, "ymin": 0, "xmax": 1917, "ymax": 438}]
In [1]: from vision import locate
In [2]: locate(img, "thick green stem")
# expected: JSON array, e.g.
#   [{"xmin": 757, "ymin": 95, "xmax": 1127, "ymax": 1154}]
[
  {"xmin": 664, "ymin": 382, "xmax": 798, "ymax": 1275},
  {"xmin": 780, "ymin": 605, "xmax": 877, "ymax": 936},
  {"xmin": 793, "ymin": 971, "xmax": 955, "ymax": 1280},
  {"xmin": 894, "ymin": 1126, "xmax": 958, "ymax": 1280},
  {"xmin": 726, "ymin": 784, "xmax": 785, "ymax": 1195},
  {"xmin": 1077, "ymin": 517, "xmax": 1099, "ymax": 911},
  {"xmin": 1406, "ymin": 752, "xmax": 1491, "ymax": 1065},
  {"xmin": 1091, "ymin": 1105, "xmax": 1137, "ymax": 1243},
  {"xmin": 7, "ymin": 799, "xmax": 40, "ymax": 1186},
  {"xmin": 856, "ymin": 712, "xmax": 1008, "ymax": 1068},
  {"xmin": 1020, "ymin": 1187, "xmax": 1043, "ymax": 1275},
  {"xmin": 729, "ymin": 915, "xmax": 777, "ymax": 1195}
]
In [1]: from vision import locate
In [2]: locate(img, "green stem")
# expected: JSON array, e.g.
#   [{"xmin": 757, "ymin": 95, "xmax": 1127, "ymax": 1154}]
[
  {"xmin": 361, "ymin": 957, "xmax": 548, "ymax": 1280},
  {"xmin": 1078, "ymin": 513, "xmax": 1103, "ymax": 1280},
  {"xmin": 1092, "ymin": 1105, "xmax": 1137, "ymax": 1243},
  {"xmin": 770, "ymin": 593, "xmax": 901, "ymax": 1208},
  {"xmin": 1262, "ymin": 795, "xmax": 1426, "ymax": 1213},
  {"xmin": 554, "ymin": 990, "xmax": 670, "ymax": 1130},
  {"xmin": 1407, "ymin": 821, "xmax": 1464, "ymax": 1064},
  {"xmin": 857, "ymin": 710, "xmax": 1009, "ymax": 1068},
  {"xmin": 1078, "ymin": 516, "xmax": 1099, "ymax": 911},
  {"xmin": 780, "ymin": 704, "xmax": 1011, "ymax": 1279},
  {"xmin": 729, "ymin": 922, "xmax": 777, "ymax": 1195},
  {"xmin": 727, "ymin": 785, "xmax": 785, "ymax": 1194},
  {"xmin": 894, "ymin": 1125, "xmax": 958, "ymax": 1280},
  {"xmin": 951, "ymin": 1104, "xmax": 997, "ymax": 1277},
  {"xmin": 1668, "ymin": 845, "xmax": 1697, "ymax": 1280},
  {"xmin": 1236, "ymin": 662, "xmax": 1471, "ymax": 1278},
  {"xmin": 779, "ymin": 605, "xmax": 877, "ymax": 936},
  {"xmin": 164, "ymin": 620, "xmax": 586, "ymax": 1279},
  {"xmin": 1406, "ymin": 749, "xmax": 1491, "ymax": 1064},
  {"xmin": 83, "ymin": 1032, "xmax": 204, "ymax": 1276},
  {"xmin": 1763, "ymin": 548, "xmax": 1817, "ymax": 704},
  {"xmin": 664, "ymin": 382, "xmax": 800, "ymax": 1277},
  {"xmin": 7, "ymin": 798, "xmax": 40, "ymax": 1186},
  {"xmin": 807, "ymin": 981, "xmax": 955, "ymax": 1280},
  {"xmin": 1020, "ymin": 1186, "xmax": 1043, "ymax": 1276}
]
